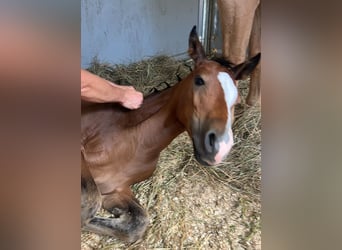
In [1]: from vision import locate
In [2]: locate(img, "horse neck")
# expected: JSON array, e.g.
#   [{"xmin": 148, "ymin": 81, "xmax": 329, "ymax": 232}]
[{"xmin": 138, "ymin": 82, "xmax": 189, "ymax": 153}]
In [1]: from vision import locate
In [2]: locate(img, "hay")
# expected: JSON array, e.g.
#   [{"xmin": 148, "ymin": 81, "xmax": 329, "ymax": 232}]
[{"xmin": 82, "ymin": 55, "xmax": 261, "ymax": 249}]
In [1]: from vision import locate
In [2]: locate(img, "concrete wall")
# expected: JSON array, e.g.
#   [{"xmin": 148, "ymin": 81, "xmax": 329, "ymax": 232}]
[{"xmin": 81, "ymin": 0, "xmax": 199, "ymax": 68}]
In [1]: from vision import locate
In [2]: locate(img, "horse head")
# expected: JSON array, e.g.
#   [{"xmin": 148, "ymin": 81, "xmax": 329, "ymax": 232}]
[{"xmin": 178, "ymin": 26, "xmax": 260, "ymax": 166}]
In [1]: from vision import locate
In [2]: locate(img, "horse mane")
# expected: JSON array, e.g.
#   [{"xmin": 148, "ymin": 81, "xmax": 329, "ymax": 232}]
[
  {"xmin": 211, "ymin": 57, "xmax": 235, "ymax": 70},
  {"xmin": 124, "ymin": 86, "xmax": 173, "ymax": 127},
  {"xmin": 82, "ymin": 65, "xmax": 183, "ymax": 129}
]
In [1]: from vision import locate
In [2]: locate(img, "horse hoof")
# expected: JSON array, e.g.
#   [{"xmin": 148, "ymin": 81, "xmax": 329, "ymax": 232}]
[
  {"xmin": 111, "ymin": 207, "xmax": 125, "ymax": 218},
  {"xmin": 126, "ymin": 216, "xmax": 149, "ymax": 243}
]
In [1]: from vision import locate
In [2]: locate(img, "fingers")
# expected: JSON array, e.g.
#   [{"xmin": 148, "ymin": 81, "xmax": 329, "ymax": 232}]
[
  {"xmin": 105, "ymin": 80, "xmax": 144, "ymax": 109},
  {"xmin": 121, "ymin": 89, "xmax": 143, "ymax": 109}
]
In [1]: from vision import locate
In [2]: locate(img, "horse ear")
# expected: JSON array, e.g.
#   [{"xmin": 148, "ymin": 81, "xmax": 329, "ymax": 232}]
[
  {"xmin": 188, "ymin": 25, "xmax": 206, "ymax": 64},
  {"xmin": 232, "ymin": 53, "xmax": 261, "ymax": 80}
]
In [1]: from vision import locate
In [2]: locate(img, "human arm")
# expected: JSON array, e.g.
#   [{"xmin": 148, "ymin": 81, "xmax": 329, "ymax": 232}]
[{"xmin": 81, "ymin": 69, "xmax": 143, "ymax": 109}]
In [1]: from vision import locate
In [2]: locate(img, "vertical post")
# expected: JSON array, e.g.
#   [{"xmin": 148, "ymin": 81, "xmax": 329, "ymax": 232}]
[{"xmin": 198, "ymin": 0, "xmax": 221, "ymax": 56}]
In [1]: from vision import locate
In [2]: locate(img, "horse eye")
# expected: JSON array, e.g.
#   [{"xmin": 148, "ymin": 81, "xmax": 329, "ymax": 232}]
[{"xmin": 194, "ymin": 76, "xmax": 205, "ymax": 86}]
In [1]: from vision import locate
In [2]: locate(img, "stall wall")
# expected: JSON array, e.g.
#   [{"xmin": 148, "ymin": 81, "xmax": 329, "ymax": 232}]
[{"xmin": 81, "ymin": 0, "xmax": 199, "ymax": 68}]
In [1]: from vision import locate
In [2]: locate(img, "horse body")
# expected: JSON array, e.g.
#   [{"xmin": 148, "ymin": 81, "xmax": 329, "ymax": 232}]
[
  {"xmin": 82, "ymin": 85, "xmax": 180, "ymax": 193},
  {"xmin": 81, "ymin": 26, "xmax": 260, "ymax": 243}
]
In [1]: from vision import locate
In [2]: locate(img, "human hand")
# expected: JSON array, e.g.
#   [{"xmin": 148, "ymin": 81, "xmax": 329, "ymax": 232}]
[{"xmin": 115, "ymin": 84, "xmax": 143, "ymax": 109}]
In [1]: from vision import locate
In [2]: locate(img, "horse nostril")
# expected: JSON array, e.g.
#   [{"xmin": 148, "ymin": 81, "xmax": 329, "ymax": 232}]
[
  {"xmin": 209, "ymin": 133, "xmax": 216, "ymax": 147},
  {"xmin": 205, "ymin": 131, "xmax": 217, "ymax": 153}
]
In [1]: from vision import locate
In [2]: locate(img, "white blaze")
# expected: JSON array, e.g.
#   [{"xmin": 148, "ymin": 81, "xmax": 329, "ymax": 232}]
[
  {"xmin": 214, "ymin": 72, "xmax": 238, "ymax": 164},
  {"xmin": 217, "ymin": 72, "xmax": 238, "ymax": 126}
]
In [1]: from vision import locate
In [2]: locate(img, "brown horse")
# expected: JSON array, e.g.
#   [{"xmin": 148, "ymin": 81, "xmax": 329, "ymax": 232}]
[{"xmin": 81, "ymin": 26, "xmax": 260, "ymax": 243}]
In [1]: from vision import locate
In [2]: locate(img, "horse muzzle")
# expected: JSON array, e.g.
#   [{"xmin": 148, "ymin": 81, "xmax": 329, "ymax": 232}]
[{"xmin": 193, "ymin": 128, "xmax": 234, "ymax": 166}]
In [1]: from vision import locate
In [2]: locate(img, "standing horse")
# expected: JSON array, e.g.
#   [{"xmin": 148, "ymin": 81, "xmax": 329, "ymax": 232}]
[{"xmin": 81, "ymin": 26, "xmax": 260, "ymax": 243}]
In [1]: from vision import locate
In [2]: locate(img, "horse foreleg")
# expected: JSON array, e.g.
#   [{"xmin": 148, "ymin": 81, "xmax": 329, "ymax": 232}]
[
  {"xmin": 246, "ymin": 4, "xmax": 261, "ymax": 106},
  {"xmin": 218, "ymin": 0, "xmax": 259, "ymax": 64},
  {"xmin": 83, "ymin": 188, "xmax": 148, "ymax": 243},
  {"xmin": 81, "ymin": 160, "xmax": 102, "ymax": 228}
]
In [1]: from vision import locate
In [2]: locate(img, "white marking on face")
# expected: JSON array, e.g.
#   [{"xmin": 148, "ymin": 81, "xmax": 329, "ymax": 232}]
[
  {"xmin": 214, "ymin": 72, "xmax": 238, "ymax": 163},
  {"xmin": 214, "ymin": 129, "xmax": 234, "ymax": 163},
  {"xmin": 217, "ymin": 72, "xmax": 238, "ymax": 126}
]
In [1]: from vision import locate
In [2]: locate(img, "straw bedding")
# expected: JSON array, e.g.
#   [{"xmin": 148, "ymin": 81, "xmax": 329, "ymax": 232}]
[{"xmin": 81, "ymin": 55, "xmax": 261, "ymax": 249}]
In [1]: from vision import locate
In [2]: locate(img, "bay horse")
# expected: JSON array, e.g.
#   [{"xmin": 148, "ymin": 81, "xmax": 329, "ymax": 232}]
[{"xmin": 81, "ymin": 26, "xmax": 260, "ymax": 243}]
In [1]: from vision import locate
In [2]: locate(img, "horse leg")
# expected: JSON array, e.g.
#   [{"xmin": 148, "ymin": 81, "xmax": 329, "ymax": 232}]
[
  {"xmin": 83, "ymin": 188, "xmax": 149, "ymax": 243},
  {"xmin": 218, "ymin": 0, "xmax": 260, "ymax": 106},
  {"xmin": 218, "ymin": 0, "xmax": 259, "ymax": 64},
  {"xmin": 217, "ymin": 0, "xmax": 235, "ymax": 62},
  {"xmin": 246, "ymin": 4, "xmax": 261, "ymax": 106},
  {"xmin": 81, "ymin": 160, "xmax": 101, "ymax": 228}
]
